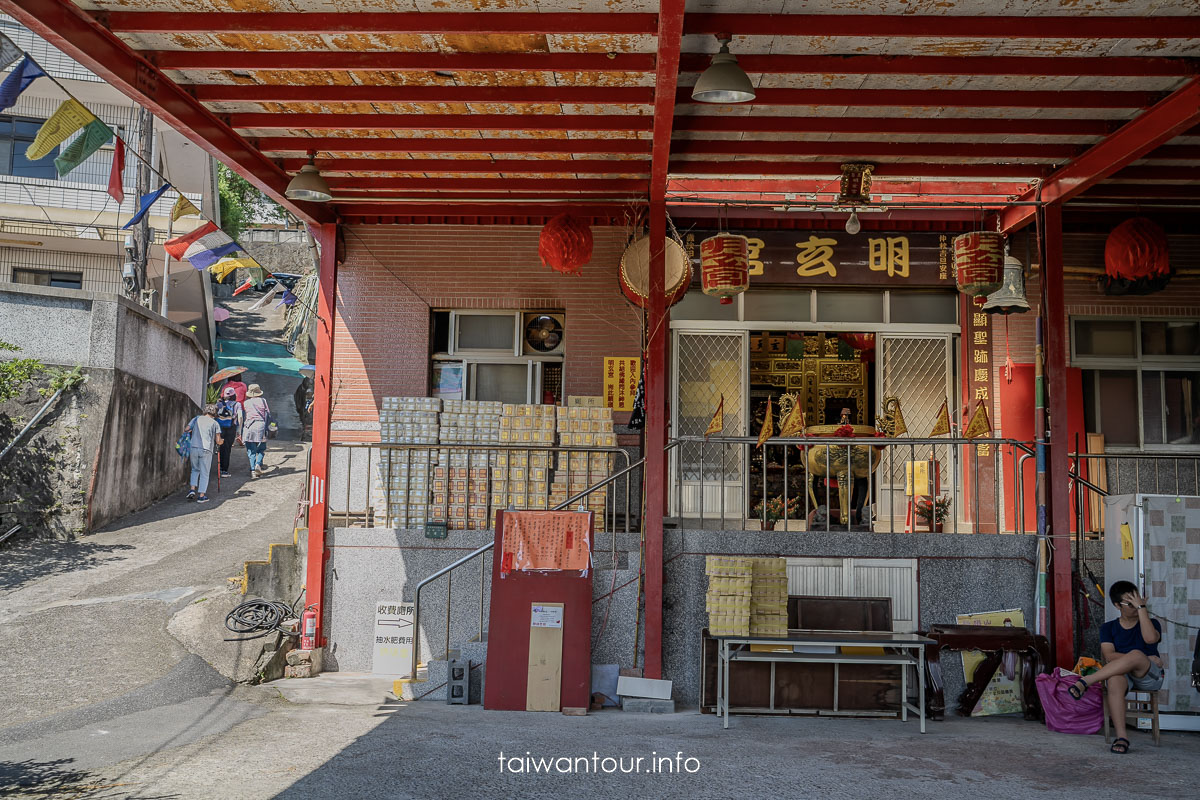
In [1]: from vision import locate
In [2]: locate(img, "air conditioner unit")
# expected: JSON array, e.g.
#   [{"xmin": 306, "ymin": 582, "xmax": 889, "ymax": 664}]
[{"xmin": 522, "ymin": 312, "xmax": 565, "ymax": 356}]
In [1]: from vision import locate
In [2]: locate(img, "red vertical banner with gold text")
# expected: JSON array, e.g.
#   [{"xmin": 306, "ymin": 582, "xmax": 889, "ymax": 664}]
[{"xmin": 961, "ymin": 294, "xmax": 997, "ymax": 533}]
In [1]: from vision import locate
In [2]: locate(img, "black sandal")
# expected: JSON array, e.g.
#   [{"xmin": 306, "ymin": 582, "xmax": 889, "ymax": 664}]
[
  {"xmin": 1067, "ymin": 678, "xmax": 1088, "ymax": 700},
  {"xmin": 1111, "ymin": 737, "xmax": 1130, "ymax": 754}
]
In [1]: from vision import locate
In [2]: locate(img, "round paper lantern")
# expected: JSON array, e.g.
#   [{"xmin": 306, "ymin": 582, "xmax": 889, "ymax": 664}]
[
  {"xmin": 1105, "ymin": 217, "xmax": 1169, "ymax": 281},
  {"xmin": 953, "ymin": 231, "xmax": 1004, "ymax": 297},
  {"xmin": 538, "ymin": 213, "xmax": 593, "ymax": 275},
  {"xmin": 700, "ymin": 233, "xmax": 750, "ymax": 304}
]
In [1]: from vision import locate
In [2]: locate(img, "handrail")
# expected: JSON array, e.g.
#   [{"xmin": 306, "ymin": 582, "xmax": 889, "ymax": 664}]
[{"xmin": 408, "ymin": 439, "xmax": 681, "ymax": 683}]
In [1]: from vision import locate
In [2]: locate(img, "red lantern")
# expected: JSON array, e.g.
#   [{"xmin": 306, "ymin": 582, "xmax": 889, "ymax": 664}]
[
  {"xmin": 538, "ymin": 213, "xmax": 593, "ymax": 275},
  {"xmin": 700, "ymin": 233, "xmax": 750, "ymax": 304},
  {"xmin": 1105, "ymin": 217, "xmax": 1169, "ymax": 280},
  {"xmin": 840, "ymin": 333, "xmax": 875, "ymax": 361},
  {"xmin": 953, "ymin": 231, "xmax": 1004, "ymax": 296}
]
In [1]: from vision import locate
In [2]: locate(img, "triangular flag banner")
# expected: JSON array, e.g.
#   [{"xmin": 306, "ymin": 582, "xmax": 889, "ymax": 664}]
[
  {"xmin": 107, "ymin": 136, "xmax": 125, "ymax": 204},
  {"xmin": 0, "ymin": 54, "xmax": 46, "ymax": 114},
  {"xmin": 280, "ymin": 289, "xmax": 298, "ymax": 307},
  {"xmin": 891, "ymin": 400, "xmax": 908, "ymax": 437},
  {"xmin": 232, "ymin": 278, "xmax": 255, "ymax": 296},
  {"xmin": 248, "ymin": 283, "xmax": 280, "ymax": 311},
  {"xmin": 210, "ymin": 257, "xmax": 249, "ymax": 283},
  {"xmin": 0, "ymin": 34, "xmax": 22, "ymax": 75},
  {"xmin": 705, "ymin": 394, "xmax": 724, "ymax": 438},
  {"xmin": 164, "ymin": 221, "xmax": 240, "ymax": 269},
  {"xmin": 122, "ymin": 182, "xmax": 170, "ymax": 229},
  {"xmin": 26, "ymin": 98, "xmax": 93, "ymax": 162},
  {"xmin": 779, "ymin": 400, "xmax": 805, "ymax": 437},
  {"xmin": 964, "ymin": 401, "xmax": 992, "ymax": 439},
  {"xmin": 171, "ymin": 194, "xmax": 200, "ymax": 222},
  {"xmin": 756, "ymin": 396, "xmax": 774, "ymax": 449},
  {"xmin": 54, "ymin": 118, "xmax": 112, "ymax": 177},
  {"xmin": 929, "ymin": 400, "xmax": 951, "ymax": 437}
]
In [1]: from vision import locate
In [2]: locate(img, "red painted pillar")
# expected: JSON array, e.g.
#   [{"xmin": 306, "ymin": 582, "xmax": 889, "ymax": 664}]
[
  {"xmin": 643, "ymin": 198, "xmax": 668, "ymax": 679},
  {"xmin": 1042, "ymin": 203, "xmax": 1075, "ymax": 667},
  {"xmin": 305, "ymin": 222, "xmax": 338, "ymax": 646}
]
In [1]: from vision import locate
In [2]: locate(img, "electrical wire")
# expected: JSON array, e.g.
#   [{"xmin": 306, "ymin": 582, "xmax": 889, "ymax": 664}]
[{"xmin": 223, "ymin": 591, "xmax": 303, "ymax": 642}]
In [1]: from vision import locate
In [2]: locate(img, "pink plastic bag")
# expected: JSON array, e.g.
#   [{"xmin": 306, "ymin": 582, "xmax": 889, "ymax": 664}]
[{"xmin": 1035, "ymin": 667, "xmax": 1103, "ymax": 734}]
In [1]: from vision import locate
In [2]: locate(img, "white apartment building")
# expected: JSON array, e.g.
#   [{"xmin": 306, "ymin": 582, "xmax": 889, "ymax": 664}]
[{"xmin": 0, "ymin": 15, "xmax": 212, "ymax": 347}]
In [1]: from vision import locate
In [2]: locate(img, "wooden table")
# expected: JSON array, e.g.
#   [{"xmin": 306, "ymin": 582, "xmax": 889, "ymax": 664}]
[{"xmin": 714, "ymin": 629, "xmax": 934, "ymax": 731}]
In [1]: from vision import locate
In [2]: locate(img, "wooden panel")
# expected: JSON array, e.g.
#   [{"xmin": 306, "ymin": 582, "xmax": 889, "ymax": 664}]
[
  {"xmin": 1086, "ymin": 433, "xmax": 1106, "ymax": 534},
  {"xmin": 527, "ymin": 602, "xmax": 564, "ymax": 712}
]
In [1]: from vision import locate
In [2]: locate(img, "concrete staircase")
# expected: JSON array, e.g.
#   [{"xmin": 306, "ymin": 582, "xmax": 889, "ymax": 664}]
[{"xmin": 407, "ymin": 530, "xmax": 643, "ymax": 704}]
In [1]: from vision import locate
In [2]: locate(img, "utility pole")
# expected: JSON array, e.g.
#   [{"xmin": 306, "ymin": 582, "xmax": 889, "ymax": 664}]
[{"xmin": 130, "ymin": 104, "xmax": 154, "ymax": 301}]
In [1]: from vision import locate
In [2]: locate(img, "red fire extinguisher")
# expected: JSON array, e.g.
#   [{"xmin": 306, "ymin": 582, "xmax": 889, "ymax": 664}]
[{"xmin": 301, "ymin": 605, "xmax": 318, "ymax": 651}]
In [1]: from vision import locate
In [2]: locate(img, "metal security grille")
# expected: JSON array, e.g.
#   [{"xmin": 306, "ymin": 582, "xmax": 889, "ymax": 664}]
[
  {"xmin": 878, "ymin": 335, "xmax": 956, "ymax": 522},
  {"xmin": 672, "ymin": 331, "xmax": 744, "ymax": 517}
]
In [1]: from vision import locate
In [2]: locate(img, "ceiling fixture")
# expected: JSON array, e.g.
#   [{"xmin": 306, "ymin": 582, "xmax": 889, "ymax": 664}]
[
  {"xmin": 286, "ymin": 153, "xmax": 331, "ymax": 203},
  {"xmin": 691, "ymin": 35, "xmax": 756, "ymax": 104},
  {"xmin": 844, "ymin": 210, "xmax": 861, "ymax": 236}
]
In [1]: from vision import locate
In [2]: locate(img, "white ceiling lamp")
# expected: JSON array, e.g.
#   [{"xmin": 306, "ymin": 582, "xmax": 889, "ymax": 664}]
[
  {"xmin": 691, "ymin": 35, "xmax": 756, "ymax": 104},
  {"xmin": 844, "ymin": 209, "xmax": 862, "ymax": 235},
  {"xmin": 286, "ymin": 153, "xmax": 332, "ymax": 203}
]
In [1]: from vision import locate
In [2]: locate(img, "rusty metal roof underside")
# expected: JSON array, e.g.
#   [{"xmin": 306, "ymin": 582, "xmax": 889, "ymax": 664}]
[{"xmin": 10, "ymin": 0, "xmax": 1200, "ymax": 228}]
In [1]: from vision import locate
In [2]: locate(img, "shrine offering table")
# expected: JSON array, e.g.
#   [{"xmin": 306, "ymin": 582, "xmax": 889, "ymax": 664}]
[{"xmin": 714, "ymin": 630, "xmax": 934, "ymax": 732}]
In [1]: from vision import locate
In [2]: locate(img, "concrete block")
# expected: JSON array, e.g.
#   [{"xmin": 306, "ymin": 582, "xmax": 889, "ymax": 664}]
[
  {"xmin": 285, "ymin": 649, "xmax": 324, "ymax": 673},
  {"xmin": 617, "ymin": 676, "xmax": 672, "ymax": 700},
  {"xmin": 621, "ymin": 698, "xmax": 675, "ymax": 714},
  {"xmin": 285, "ymin": 664, "xmax": 313, "ymax": 679},
  {"xmin": 562, "ymin": 707, "xmax": 588, "ymax": 716}
]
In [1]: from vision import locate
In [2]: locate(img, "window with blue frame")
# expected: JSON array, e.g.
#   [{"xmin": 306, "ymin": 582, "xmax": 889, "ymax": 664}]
[{"xmin": 0, "ymin": 116, "xmax": 59, "ymax": 179}]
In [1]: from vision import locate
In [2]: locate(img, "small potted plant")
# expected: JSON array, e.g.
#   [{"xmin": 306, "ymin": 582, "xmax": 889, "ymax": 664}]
[
  {"xmin": 754, "ymin": 495, "xmax": 801, "ymax": 530},
  {"xmin": 914, "ymin": 494, "xmax": 952, "ymax": 532}
]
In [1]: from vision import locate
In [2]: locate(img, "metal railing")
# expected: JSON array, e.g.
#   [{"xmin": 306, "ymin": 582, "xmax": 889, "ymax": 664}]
[
  {"xmin": 327, "ymin": 442, "xmax": 634, "ymax": 533},
  {"xmin": 408, "ymin": 442, "xmax": 679, "ymax": 682},
  {"xmin": 1069, "ymin": 451, "xmax": 1200, "ymax": 540},
  {"xmin": 673, "ymin": 434, "xmax": 1036, "ymax": 534}
]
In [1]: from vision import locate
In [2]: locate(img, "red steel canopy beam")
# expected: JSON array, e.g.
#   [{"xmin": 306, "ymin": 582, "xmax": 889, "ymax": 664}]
[
  {"xmin": 684, "ymin": 14, "xmax": 1200, "ymax": 39},
  {"xmin": 998, "ymin": 77, "xmax": 1200, "ymax": 232},
  {"xmin": 664, "ymin": 178, "xmax": 1031, "ymax": 196},
  {"xmin": 151, "ymin": 50, "xmax": 655, "ymax": 72},
  {"xmin": 101, "ymin": 11, "xmax": 657, "ymax": 35},
  {"xmin": 678, "ymin": 54, "xmax": 1199, "ymax": 77},
  {"xmin": 677, "ymin": 87, "xmax": 1159, "ymax": 110},
  {"xmin": 0, "ymin": 0, "xmax": 332, "ymax": 226},
  {"xmin": 229, "ymin": 113, "xmax": 652, "ymax": 132},
  {"xmin": 192, "ymin": 84, "xmax": 655, "ymax": 105},
  {"xmin": 670, "ymin": 161, "xmax": 1047, "ymax": 180},
  {"xmin": 336, "ymin": 202, "xmax": 629, "ymax": 217},
  {"xmin": 673, "ymin": 117, "xmax": 1111, "ymax": 137},
  {"xmin": 675, "ymin": 140, "xmax": 1076, "ymax": 160},
  {"xmin": 285, "ymin": 158, "xmax": 649, "ymax": 174},
  {"xmin": 325, "ymin": 177, "xmax": 645, "ymax": 191},
  {"xmin": 254, "ymin": 137, "xmax": 651, "ymax": 155}
]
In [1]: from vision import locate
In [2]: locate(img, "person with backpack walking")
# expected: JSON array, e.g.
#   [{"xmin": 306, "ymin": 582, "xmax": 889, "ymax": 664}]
[
  {"xmin": 184, "ymin": 404, "xmax": 223, "ymax": 503},
  {"xmin": 215, "ymin": 386, "xmax": 243, "ymax": 477},
  {"xmin": 241, "ymin": 383, "xmax": 273, "ymax": 478}
]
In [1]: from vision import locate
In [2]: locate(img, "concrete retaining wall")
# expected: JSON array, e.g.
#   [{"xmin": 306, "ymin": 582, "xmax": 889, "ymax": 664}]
[
  {"xmin": 323, "ymin": 525, "xmax": 1095, "ymax": 716},
  {"xmin": 0, "ymin": 284, "xmax": 206, "ymax": 405},
  {"xmin": 1, "ymin": 284, "xmax": 208, "ymax": 533}
]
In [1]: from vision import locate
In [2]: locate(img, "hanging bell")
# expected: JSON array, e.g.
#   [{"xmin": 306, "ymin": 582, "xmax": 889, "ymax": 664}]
[{"xmin": 982, "ymin": 254, "xmax": 1031, "ymax": 314}]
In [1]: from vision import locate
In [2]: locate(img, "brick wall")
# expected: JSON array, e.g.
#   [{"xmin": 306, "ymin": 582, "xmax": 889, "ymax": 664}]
[
  {"xmin": 991, "ymin": 235, "xmax": 1200, "ymax": 433},
  {"xmin": 330, "ymin": 225, "xmax": 642, "ymax": 439}
]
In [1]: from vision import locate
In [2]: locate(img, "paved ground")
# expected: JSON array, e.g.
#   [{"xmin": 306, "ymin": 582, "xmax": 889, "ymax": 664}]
[{"xmin": 3, "ymin": 684, "xmax": 1196, "ymax": 800}]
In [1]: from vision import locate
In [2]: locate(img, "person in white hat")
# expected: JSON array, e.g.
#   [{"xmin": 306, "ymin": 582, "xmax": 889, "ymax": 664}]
[{"xmin": 241, "ymin": 383, "xmax": 273, "ymax": 477}]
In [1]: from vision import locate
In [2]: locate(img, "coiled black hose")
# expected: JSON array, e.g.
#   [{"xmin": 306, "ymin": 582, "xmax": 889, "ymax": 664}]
[{"xmin": 224, "ymin": 598, "xmax": 296, "ymax": 642}]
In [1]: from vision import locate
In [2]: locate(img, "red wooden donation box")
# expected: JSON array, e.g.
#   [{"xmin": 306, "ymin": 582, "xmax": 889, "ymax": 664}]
[{"xmin": 484, "ymin": 510, "xmax": 593, "ymax": 712}]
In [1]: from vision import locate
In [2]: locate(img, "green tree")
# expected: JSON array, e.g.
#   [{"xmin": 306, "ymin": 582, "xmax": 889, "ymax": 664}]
[
  {"xmin": 217, "ymin": 163, "xmax": 287, "ymax": 242},
  {"xmin": 0, "ymin": 341, "xmax": 42, "ymax": 403}
]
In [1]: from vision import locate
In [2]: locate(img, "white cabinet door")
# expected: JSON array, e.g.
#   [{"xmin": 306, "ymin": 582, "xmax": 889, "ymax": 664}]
[{"xmin": 785, "ymin": 556, "xmax": 919, "ymax": 632}]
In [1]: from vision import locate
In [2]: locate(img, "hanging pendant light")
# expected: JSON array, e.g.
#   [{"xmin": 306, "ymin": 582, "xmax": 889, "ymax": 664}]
[
  {"xmin": 286, "ymin": 153, "xmax": 332, "ymax": 202},
  {"xmin": 844, "ymin": 209, "xmax": 861, "ymax": 235},
  {"xmin": 691, "ymin": 36, "xmax": 756, "ymax": 104}
]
